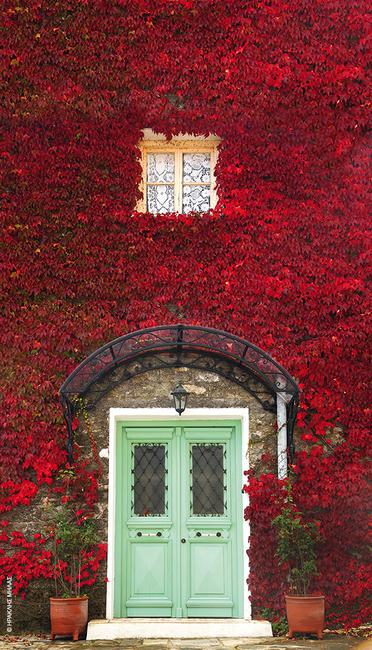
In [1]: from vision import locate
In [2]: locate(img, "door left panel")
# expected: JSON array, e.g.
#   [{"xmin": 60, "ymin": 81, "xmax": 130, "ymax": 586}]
[{"xmin": 115, "ymin": 425, "xmax": 176, "ymax": 617}]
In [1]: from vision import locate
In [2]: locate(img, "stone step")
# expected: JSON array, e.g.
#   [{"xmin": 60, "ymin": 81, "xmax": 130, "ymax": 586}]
[{"xmin": 86, "ymin": 618, "xmax": 272, "ymax": 640}]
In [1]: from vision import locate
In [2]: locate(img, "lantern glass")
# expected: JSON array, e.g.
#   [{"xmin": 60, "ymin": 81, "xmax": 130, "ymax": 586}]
[{"xmin": 171, "ymin": 383, "xmax": 189, "ymax": 416}]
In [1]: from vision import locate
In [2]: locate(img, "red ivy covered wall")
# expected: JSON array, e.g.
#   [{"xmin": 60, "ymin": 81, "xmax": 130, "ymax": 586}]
[{"xmin": 1, "ymin": 0, "xmax": 371, "ymax": 628}]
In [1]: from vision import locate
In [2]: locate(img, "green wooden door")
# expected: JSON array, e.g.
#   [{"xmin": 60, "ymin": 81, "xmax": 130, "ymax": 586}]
[{"xmin": 115, "ymin": 420, "xmax": 243, "ymax": 618}]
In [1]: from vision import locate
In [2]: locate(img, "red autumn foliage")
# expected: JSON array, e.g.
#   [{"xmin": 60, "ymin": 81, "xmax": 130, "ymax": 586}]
[{"xmin": 0, "ymin": 0, "xmax": 370, "ymax": 628}]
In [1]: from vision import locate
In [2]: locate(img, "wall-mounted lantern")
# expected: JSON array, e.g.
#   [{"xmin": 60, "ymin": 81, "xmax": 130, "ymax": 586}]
[{"xmin": 171, "ymin": 383, "xmax": 189, "ymax": 416}]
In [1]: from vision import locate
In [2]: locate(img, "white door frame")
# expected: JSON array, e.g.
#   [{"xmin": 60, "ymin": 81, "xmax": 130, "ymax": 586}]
[{"xmin": 105, "ymin": 408, "xmax": 251, "ymax": 620}]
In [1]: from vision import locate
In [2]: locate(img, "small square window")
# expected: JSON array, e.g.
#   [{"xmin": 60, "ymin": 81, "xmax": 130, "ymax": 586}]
[{"xmin": 137, "ymin": 132, "xmax": 219, "ymax": 214}]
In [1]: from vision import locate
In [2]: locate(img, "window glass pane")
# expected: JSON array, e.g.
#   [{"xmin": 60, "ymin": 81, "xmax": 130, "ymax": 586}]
[
  {"xmin": 191, "ymin": 444, "xmax": 226, "ymax": 516},
  {"xmin": 183, "ymin": 153, "xmax": 211, "ymax": 183},
  {"xmin": 183, "ymin": 185, "xmax": 210, "ymax": 213},
  {"xmin": 147, "ymin": 153, "xmax": 175, "ymax": 183},
  {"xmin": 132, "ymin": 443, "xmax": 167, "ymax": 516},
  {"xmin": 147, "ymin": 185, "xmax": 175, "ymax": 213}
]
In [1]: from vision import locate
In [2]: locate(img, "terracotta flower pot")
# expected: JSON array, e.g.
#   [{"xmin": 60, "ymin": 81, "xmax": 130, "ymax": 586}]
[
  {"xmin": 50, "ymin": 596, "xmax": 88, "ymax": 641},
  {"xmin": 285, "ymin": 594, "xmax": 325, "ymax": 640}
]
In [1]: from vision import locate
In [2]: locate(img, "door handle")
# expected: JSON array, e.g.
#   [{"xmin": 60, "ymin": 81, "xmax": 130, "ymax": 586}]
[{"xmin": 181, "ymin": 538, "xmax": 186, "ymax": 543}]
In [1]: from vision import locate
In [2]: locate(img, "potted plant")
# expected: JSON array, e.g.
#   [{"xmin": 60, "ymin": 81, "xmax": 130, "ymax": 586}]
[
  {"xmin": 45, "ymin": 478, "xmax": 98, "ymax": 641},
  {"xmin": 272, "ymin": 480, "xmax": 325, "ymax": 639}
]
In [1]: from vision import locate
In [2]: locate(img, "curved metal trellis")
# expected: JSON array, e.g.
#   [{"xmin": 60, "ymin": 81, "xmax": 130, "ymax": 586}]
[{"xmin": 60, "ymin": 324, "xmax": 299, "ymax": 464}]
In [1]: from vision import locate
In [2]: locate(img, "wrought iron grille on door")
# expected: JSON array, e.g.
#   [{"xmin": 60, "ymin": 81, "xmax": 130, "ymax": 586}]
[
  {"xmin": 131, "ymin": 443, "xmax": 168, "ymax": 517},
  {"xmin": 190, "ymin": 443, "xmax": 227, "ymax": 516}
]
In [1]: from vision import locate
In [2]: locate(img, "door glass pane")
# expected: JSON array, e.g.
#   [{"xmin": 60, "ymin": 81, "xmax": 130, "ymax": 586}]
[
  {"xmin": 191, "ymin": 444, "xmax": 226, "ymax": 516},
  {"xmin": 132, "ymin": 443, "xmax": 167, "ymax": 516}
]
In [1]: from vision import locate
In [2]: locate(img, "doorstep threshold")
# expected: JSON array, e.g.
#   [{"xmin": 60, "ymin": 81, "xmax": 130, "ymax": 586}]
[{"xmin": 86, "ymin": 618, "xmax": 272, "ymax": 640}]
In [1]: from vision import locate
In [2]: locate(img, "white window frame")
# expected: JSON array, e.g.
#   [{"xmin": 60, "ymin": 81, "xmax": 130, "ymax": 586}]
[{"xmin": 137, "ymin": 130, "xmax": 219, "ymax": 214}]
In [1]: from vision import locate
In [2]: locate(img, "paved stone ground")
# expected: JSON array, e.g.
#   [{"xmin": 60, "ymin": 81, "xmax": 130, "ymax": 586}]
[{"xmin": 0, "ymin": 636, "xmax": 370, "ymax": 650}]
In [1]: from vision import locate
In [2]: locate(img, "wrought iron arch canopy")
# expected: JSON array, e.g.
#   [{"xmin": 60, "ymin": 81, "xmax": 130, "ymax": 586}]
[{"xmin": 60, "ymin": 324, "xmax": 299, "ymax": 464}]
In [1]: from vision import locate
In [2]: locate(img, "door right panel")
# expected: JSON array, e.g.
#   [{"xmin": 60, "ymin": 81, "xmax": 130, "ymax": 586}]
[{"xmin": 181, "ymin": 426, "xmax": 242, "ymax": 618}]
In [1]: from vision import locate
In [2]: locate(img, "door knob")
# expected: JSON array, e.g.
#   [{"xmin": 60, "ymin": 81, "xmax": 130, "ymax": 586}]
[{"xmin": 181, "ymin": 538, "xmax": 186, "ymax": 543}]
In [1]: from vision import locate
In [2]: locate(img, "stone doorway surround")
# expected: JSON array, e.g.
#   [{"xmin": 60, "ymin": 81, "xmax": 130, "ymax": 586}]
[{"xmin": 69, "ymin": 363, "xmax": 286, "ymax": 626}]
